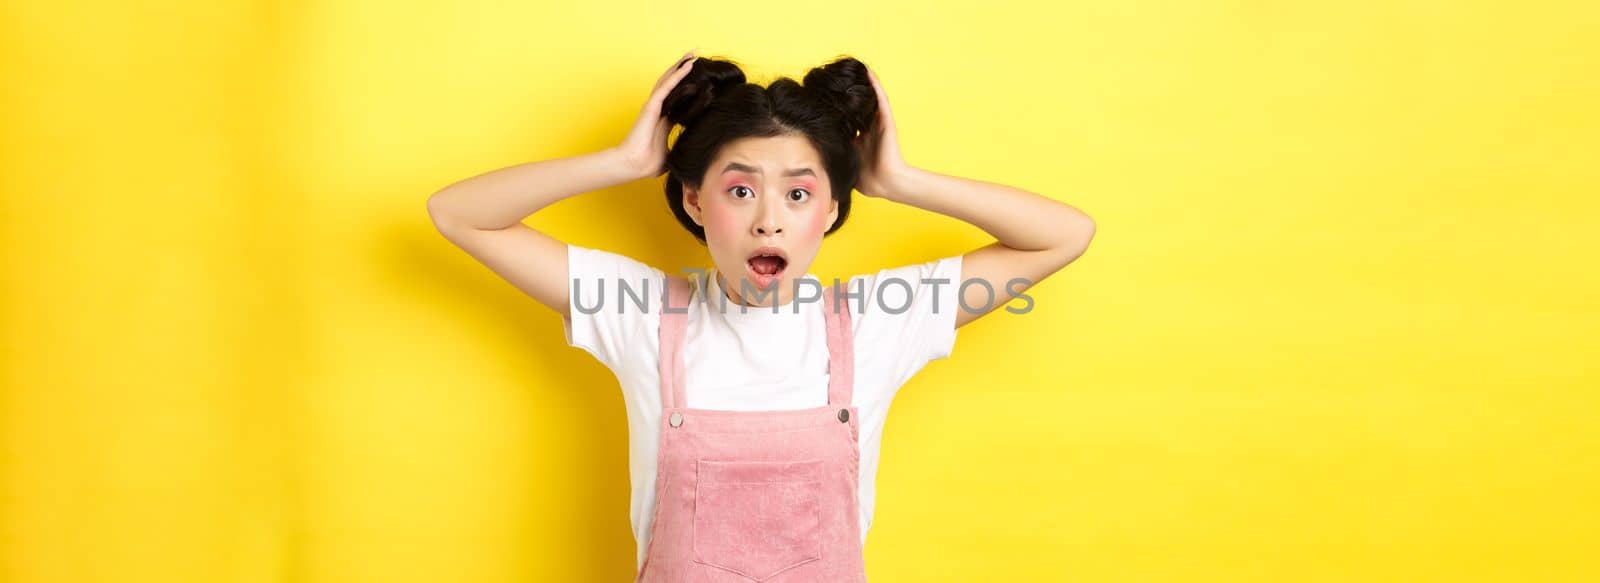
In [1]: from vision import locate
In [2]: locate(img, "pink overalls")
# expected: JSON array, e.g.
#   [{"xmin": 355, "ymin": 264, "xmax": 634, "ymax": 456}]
[{"xmin": 635, "ymin": 275, "xmax": 868, "ymax": 582}]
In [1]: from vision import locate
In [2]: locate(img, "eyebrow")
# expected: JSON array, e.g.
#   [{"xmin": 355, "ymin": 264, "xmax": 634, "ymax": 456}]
[{"xmin": 720, "ymin": 162, "xmax": 816, "ymax": 178}]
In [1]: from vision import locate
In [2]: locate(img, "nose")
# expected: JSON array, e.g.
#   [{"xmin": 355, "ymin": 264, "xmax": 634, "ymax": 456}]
[{"xmin": 751, "ymin": 195, "xmax": 784, "ymax": 237}]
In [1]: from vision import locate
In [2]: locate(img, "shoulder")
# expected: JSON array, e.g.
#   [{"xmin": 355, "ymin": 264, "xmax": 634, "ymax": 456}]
[
  {"xmin": 842, "ymin": 255, "xmax": 964, "ymax": 323},
  {"xmin": 567, "ymin": 242, "xmax": 667, "ymax": 283},
  {"xmin": 840, "ymin": 255, "xmax": 964, "ymax": 372},
  {"xmin": 844, "ymin": 255, "xmax": 963, "ymax": 296},
  {"xmin": 563, "ymin": 243, "xmax": 673, "ymax": 369}
]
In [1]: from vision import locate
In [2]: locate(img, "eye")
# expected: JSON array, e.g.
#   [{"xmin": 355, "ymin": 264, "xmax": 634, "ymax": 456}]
[
  {"xmin": 728, "ymin": 185, "xmax": 754, "ymax": 199},
  {"xmin": 788, "ymin": 188, "xmax": 811, "ymax": 202}
]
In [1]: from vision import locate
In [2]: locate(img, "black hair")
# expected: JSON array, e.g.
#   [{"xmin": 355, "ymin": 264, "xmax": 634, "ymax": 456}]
[{"xmin": 659, "ymin": 55, "xmax": 878, "ymax": 243}]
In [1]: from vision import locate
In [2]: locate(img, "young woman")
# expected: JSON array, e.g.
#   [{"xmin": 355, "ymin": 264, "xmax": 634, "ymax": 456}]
[{"xmin": 427, "ymin": 49, "xmax": 1095, "ymax": 581}]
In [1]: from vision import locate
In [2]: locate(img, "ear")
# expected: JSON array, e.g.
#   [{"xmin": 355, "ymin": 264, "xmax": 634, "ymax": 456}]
[
  {"xmin": 683, "ymin": 183, "xmax": 704, "ymax": 226},
  {"xmin": 826, "ymin": 196, "xmax": 839, "ymax": 230}
]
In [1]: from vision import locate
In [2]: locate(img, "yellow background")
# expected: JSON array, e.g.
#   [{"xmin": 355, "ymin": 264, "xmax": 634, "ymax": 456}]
[{"xmin": 3, "ymin": 0, "xmax": 1597, "ymax": 581}]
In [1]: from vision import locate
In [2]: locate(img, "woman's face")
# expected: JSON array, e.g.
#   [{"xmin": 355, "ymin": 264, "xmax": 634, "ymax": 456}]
[{"xmin": 683, "ymin": 134, "xmax": 839, "ymax": 308}]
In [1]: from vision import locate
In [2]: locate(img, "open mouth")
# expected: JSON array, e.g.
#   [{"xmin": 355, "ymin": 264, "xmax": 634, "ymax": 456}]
[{"xmin": 746, "ymin": 246, "xmax": 788, "ymax": 282}]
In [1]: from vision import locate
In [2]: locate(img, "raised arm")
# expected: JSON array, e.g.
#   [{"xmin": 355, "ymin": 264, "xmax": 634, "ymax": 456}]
[
  {"xmin": 426, "ymin": 50, "xmax": 699, "ymax": 318},
  {"xmin": 851, "ymin": 66, "xmax": 1096, "ymax": 329},
  {"xmin": 889, "ymin": 167, "xmax": 1095, "ymax": 329}
]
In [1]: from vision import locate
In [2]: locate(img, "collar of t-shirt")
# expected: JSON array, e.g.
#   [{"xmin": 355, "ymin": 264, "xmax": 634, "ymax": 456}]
[{"xmin": 702, "ymin": 267, "xmax": 827, "ymax": 329}]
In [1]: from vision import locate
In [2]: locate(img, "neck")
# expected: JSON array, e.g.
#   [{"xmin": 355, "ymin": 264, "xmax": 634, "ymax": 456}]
[{"xmin": 716, "ymin": 270, "xmax": 792, "ymax": 308}]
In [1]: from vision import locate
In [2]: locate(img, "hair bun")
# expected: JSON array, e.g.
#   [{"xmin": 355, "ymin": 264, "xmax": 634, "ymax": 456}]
[
  {"xmin": 661, "ymin": 57, "xmax": 748, "ymax": 127},
  {"xmin": 802, "ymin": 57, "xmax": 878, "ymax": 137}
]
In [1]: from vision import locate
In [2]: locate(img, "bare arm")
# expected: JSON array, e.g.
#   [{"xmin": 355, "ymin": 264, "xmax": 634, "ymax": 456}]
[
  {"xmin": 425, "ymin": 50, "xmax": 698, "ymax": 319},
  {"xmin": 851, "ymin": 66, "xmax": 1096, "ymax": 330},
  {"xmin": 886, "ymin": 167, "xmax": 1095, "ymax": 329},
  {"xmin": 425, "ymin": 147, "xmax": 648, "ymax": 318}
]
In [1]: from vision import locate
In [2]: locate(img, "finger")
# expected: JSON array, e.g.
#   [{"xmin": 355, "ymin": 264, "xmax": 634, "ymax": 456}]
[
  {"xmin": 867, "ymin": 67, "xmax": 884, "ymax": 99},
  {"xmin": 664, "ymin": 49, "xmax": 696, "ymax": 76},
  {"xmin": 674, "ymin": 55, "xmax": 697, "ymax": 79},
  {"xmin": 650, "ymin": 50, "xmax": 697, "ymax": 95},
  {"xmin": 866, "ymin": 68, "xmax": 895, "ymax": 127},
  {"xmin": 655, "ymin": 51, "xmax": 698, "ymax": 93},
  {"xmin": 649, "ymin": 60, "xmax": 697, "ymax": 114},
  {"xmin": 646, "ymin": 57, "xmax": 699, "ymax": 116}
]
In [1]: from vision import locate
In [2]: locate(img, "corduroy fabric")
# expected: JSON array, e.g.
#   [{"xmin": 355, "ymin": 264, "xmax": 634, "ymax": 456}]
[{"xmin": 635, "ymin": 275, "xmax": 867, "ymax": 582}]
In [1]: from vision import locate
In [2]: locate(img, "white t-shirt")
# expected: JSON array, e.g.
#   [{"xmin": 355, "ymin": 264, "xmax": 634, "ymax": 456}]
[{"xmin": 559, "ymin": 243, "xmax": 962, "ymax": 569}]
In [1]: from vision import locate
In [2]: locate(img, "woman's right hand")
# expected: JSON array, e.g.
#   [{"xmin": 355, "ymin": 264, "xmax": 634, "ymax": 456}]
[{"xmin": 615, "ymin": 49, "xmax": 698, "ymax": 179}]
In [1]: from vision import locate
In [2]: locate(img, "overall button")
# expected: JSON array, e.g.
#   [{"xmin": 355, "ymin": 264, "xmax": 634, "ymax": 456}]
[
  {"xmin": 669, "ymin": 412, "xmax": 684, "ymax": 427},
  {"xmin": 837, "ymin": 409, "xmax": 850, "ymax": 423}
]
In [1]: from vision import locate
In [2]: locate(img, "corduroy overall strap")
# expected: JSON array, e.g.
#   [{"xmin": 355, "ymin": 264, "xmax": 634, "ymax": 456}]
[{"xmin": 656, "ymin": 274, "xmax": 854, "ymax": 409}]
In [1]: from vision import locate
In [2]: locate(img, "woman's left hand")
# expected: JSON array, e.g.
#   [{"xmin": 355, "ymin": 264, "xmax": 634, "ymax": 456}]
[{"xmin": 853, "ymin": 66, "xmax": 914, "ymax": 200}]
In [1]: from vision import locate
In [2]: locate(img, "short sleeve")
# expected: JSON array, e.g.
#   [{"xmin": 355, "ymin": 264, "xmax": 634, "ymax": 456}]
[
  {"xmin": 562, "ymin": 243, "xmax": 666, "ymax": 371},
  {"xmin": 844, "ymin": 254, "xmax": 963, "ymax": 388}
]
